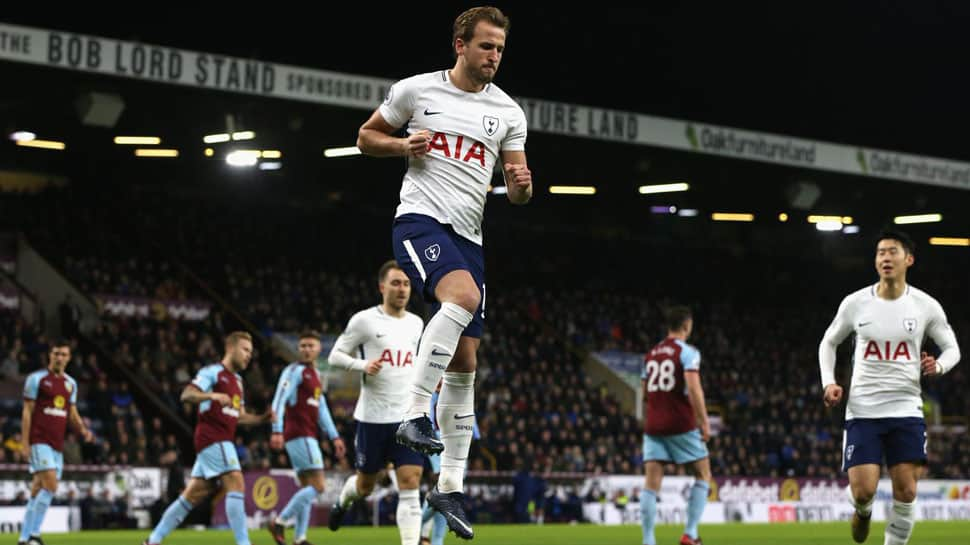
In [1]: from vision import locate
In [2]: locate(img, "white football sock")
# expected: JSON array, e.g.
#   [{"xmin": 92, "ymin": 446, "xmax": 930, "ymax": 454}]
[
  {"xmin": 436, "ymin": 371, "xmax": 475, "ymax": 493},
  {"xmin": 339, "ymin": 474, "xmax": 362, "ymax": 507},
  {"xmin": 884, "ymin": 499, "xmax": 916, "ymax": 545},
  {"xmin": 396, "ymin": 488, "xmax": 422, "ymax": 545},
  {"xmin": 405, "ymin": 303, "xmax": 473, "ymax": 420}
]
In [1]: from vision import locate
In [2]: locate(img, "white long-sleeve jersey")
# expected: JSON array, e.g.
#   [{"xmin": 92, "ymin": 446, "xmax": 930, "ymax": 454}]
[
  {"xmin": 819, "ymin": 284, "xmax": 960, "ymax": 420},
  {"xmin": 328, "ymin": 306, "xmax": 424, "ymax": 423}
]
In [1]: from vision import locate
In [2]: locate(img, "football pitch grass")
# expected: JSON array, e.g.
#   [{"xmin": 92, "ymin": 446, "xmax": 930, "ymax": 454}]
[{"xmin": 4, "ymin": 521, "xmax": 967, "ymax": 545}]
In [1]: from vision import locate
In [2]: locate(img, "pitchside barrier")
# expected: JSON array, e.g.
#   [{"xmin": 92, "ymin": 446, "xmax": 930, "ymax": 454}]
[
  {"xmin": 581, "ymin": 476, "xmax": 970, "ymax": 524},
  {"xmin": 4, "ymin": 465, "xmax": 970, "ymax": 531},
  {"xmin": 0, "ymin": 463, "xmax": 161, "ymax": 533}
]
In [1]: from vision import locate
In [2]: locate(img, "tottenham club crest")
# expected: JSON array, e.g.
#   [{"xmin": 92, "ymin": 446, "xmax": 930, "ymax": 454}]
[
  {"xmin": 483, "ymin": 115, "xmax": 499, "ymax": 136},
  {"xmin": 846, "ymin": 444, "xmax": 855, "ymax": 461},
  {"xmin": 424, "ymin": 243, "xmax": 441, "ymax": 262},
  {"xmin": 903, "ymin": 318, "xmax": 917, "ymax": 333}
]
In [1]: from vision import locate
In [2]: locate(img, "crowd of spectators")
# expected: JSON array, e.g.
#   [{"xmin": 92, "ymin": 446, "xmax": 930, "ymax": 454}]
[{"xmin": 2, "ymin": 184, "xmax": 968, "ymax": 528}]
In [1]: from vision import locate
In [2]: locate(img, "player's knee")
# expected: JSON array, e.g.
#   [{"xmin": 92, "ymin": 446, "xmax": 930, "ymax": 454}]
[
  {"xmin": 894, "ymin": 485, "xmax": 917, "ymax": 503},
  {"xmin": 398, "ymin": 474, "xmax": 421, "ymax": 490},
  {"xmin": 851, "ymin": 488, "xmax": 874, "ymax": 506},
  {"xmin": 222, "ymin": 472, "xmax": 245, "ymax": 492},
  {"xmin": 185, "ymin": 486, "xmax": 208, "ymax": 504},
  {"xmin": 40, "ymin": 475, "xmax": 58, "ymax": 492},
  {"xmin": 358, "ymin": 480, "xmax": 375, "ymax": 497},
  {"xmin": 436, "ymin": 271, "xmax": 480, "ymax": 312},
  {"xmin": 450, "ymin": 290, "xmax": 480, "ymax": 315},
  {"xmin": 306, "ymin": 473, "xmax": 326, "ymax": 494},
  {"xmin": 896, "ymin": 490, "xmax": 916, "ymax": 503},
  {"xmin": 437, "ymin": 278, "xmax": 480, "ymax": 315}
]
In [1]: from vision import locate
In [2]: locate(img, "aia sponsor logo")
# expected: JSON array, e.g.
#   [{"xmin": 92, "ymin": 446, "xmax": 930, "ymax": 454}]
[
  {"xmin": 378, "ymin": 349, "xmax": 414, "ymax": 367},
  {"xmin": 863, "ymin": 340, "xmax": 912, "ymax": 361},
  {"xmin": 427, "ymin": 132, "xmax": 486, "ymax": 169}
]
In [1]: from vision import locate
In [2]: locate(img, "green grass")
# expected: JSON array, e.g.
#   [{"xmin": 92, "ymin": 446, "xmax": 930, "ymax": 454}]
[{"xmin": 3, "ymin": 521, "xmax": 967, "ymax": 544}]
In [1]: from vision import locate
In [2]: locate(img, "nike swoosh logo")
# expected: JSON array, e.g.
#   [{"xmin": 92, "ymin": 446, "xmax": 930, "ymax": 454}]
[
  {"xmin": 446, "ymin": 512, "xmax": 472, "ymax": 535},
  {"xmin": 431, "ymin": 348, "xmax": 451, "ymax": 357},
  {"xmin": 376, "ymin": 333, "xmax": 387, "ymax": 338},
  {"xmin": 424, "ymin": 108, "xmax": 443, "ymax": 116},
  {"xmin": 857, "ymin": 322, "xmax": 872, "ymax": 327},
  {"xmin": 454, "ymin": 414, "xmax": 474, "ymax": 420}
]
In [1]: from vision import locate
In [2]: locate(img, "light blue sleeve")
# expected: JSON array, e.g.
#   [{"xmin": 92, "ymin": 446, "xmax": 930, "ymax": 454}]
[
  {"xmin": 23, "ymin": 372, "xmax": 42, "ymax": 400},
  {"xmin": 473, "ymin": 419, "xmax": 481, "ymax": 440},
  {"xmin": 317, "ymin": 394, "xmax": 339, "ymax": 440},
  {"xmin": 235, "ymin": 373, "xmax": 246, "ymax": 408},
  {"xmin": 190, "ymin": 365, "xmax": 220, "ymax": 393},
  {"xmin": 68, "ymin": 377, "xmax": 78, "ymax": 405},
  {"xmin": 271, "ymin": 365, "xmax": 302, "ymax": 434},
  {"xmin": 680, "ymin": 342, "xmax": 701, "ymax": 371}
]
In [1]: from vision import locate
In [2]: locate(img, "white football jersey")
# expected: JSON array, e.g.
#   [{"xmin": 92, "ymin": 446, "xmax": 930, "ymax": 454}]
[
  {"xmin": 328, "ymin": 306, "xmax": 424, "ymax": 423},
  {"xmin": 820, "ymin": 284, "xmax": 959, "ymax": 419},
  {"xmin": 379, "ymin": 70, "xmax": 528, "ymax": 245}
]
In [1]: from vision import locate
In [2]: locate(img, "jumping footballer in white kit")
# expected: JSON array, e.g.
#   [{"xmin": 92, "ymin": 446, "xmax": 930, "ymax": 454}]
[{"xmin": 356, "ymin": 5, "xmax": 533, "ymax": 540}]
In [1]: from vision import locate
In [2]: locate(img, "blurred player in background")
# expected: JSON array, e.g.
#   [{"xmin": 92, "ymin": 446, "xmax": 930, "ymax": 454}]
[
  {"xmin": 268, "ymin": 330, "xmax": 345, "ymax": 545},
  {"xmin": 144, "ymin": 332, "xmax": 273, "ymax": 545},
  {"xmin": 640, "ymin": 307, "xmax": 711, "ymax": 545},
  {"xmin": 19, "ymin": 340, "xmax": 94, "ymax": 545},
  {"xmin": 327, "ymin": 260, "xmax": 426, "ymax": 545}
]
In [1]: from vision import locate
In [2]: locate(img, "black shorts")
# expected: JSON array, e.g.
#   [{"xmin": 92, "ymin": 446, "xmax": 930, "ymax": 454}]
[
  {"xmin": 355, "ymin": 421, "xmax": 426, "ymax": 473},
  {"xmin": 842, "ymin": 417, "xmax": 927, "ymax": 471}
]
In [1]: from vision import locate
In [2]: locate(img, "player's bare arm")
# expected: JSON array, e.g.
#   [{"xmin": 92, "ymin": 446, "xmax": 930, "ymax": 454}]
[
  {"xmin": 501, "ymin": 149, "xmax": 532, "ymax": 205},
  {"xmin": 685, "ymin": 371, "xmax": 711, "ymax": 441},
  {"xmin": 68, "ymin": 406, "xmax": 94, "ymax": 442},
  {"xmin": 357, "ymin": 111, "xmax": 429, "ymax": 158},
  {"xmin": 330, "ymin": 436, "xmax": 347, "ymax": 459},
  {"xmin": 239, "ymin": 406, "xmax": 274, "ymax": 426},
  {"xmin": 180, "ymin": 384, "xmax": 230, "ymax": 406},
  {"xmin": 20, "ymin": 399, "xmax": 33, "ymax": 459}
]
